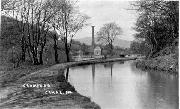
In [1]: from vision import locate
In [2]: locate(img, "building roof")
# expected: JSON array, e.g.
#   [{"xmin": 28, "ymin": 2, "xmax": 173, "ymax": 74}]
[{"xmin": 94, "ymin": 46, "xmax": 101, "ymax": 50}]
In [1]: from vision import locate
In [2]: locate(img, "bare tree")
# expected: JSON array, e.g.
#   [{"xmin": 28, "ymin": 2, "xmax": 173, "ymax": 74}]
[
  {"xmin": 2, "ymin": 0, "xmax": 89, "ymax": 64},
  {"xmin": 22, "ymin": 0, "xmax": 51, "ymax": 65},
  {"xmin": 51, "ymin": 0, "xmax": 90, "ymax": 62},
  {"xmin": 52, "ymin": 26, "xmax": 59, "ymax": 64},
  {"xmin": 2, "ymin": 0, "xmax": 57, "ymax": 65},
  {"xmin": 97, "ymin": 22, "xmax": 122, "ymax": 55}
]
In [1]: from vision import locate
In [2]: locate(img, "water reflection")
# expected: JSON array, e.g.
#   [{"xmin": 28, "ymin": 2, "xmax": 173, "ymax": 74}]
[
  {"xmin": 68, "ymin": 61, "xmax": 178, "ymax": 109},
  {"xmin": 130, "ymin": 64, "xmax": 178, "ymax": 109},
  {"xmin": 118, "ymin": 61, "xmax": 125, "ymax": 64},
  {"xmin": 110, "ymin": 64, "xmax": 113, "ymax": 80},
  {"xmin": 92, "ymin": 64, "xmax": 95, "ymax": 89},
  {"xmin": 65, "ymin": 68, "xmax": 69, "ymax": 81}
]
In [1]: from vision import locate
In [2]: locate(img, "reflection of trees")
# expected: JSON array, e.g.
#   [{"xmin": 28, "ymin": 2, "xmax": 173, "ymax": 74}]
[
  {"xmin": 110, "ymin": 64, "xmax": 113, "ymax": 80},
  {"xmin": 103, "ymin": 62, "xmax": 113, "ymax": 68},
  {"xmin": 135, "ymin": 69, "xmax": 178, "ymax": 109},
  {"xmin": 130, "ymin": 62, "xmax": 146, "ymax": 75},
  {"xmin": 102, "ymin": 63, "xmax": 113, "ymax": 80},
  {"xmin": 70, "ymin": 65, "xmax": 89, "ymax": 70},
  {"xmin": 91, "ymin": 63, "xmax": 113, "ymax": 88},
  {"xmin": 118, "ymin": 61, "xmax": 124, "ymax": 64},
  {"xmin": 130, "ymin": 62, "xmax": 178, "ymax": 109},
  {"xmin": 148, "ymin": 71, "xmax": 178, "ymax": 109},
  {"xmin": 65, "ymin": 68, "xmax": 69, "ymax": 81},
  {"xmin": 57, "ymin": 69, "xmax": 66, "ymax": 82},
  {"xmin": 81, "ymin": 65, "xmax": 89, "ymax": 69},
  {"xmin": 57, "ymin": 68, "xmax": 69, "ymax": 82}
]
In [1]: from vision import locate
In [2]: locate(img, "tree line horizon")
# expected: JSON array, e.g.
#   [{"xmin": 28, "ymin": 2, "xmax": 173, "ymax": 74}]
[{"xmin": 1, "ymin": 0, "xmax": 178, "ymax": 67}]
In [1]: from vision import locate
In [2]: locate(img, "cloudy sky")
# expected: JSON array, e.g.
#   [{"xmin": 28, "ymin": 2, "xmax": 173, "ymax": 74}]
[{"xmin": 74, "ymin": 0, "xmax": 139, "ymax": 41}]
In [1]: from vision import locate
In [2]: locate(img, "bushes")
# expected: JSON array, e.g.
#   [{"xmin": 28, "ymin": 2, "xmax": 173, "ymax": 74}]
[
  {"xmin": 7, "ymin": 46, "xmax": 21, "ymax": 68},
  {"xmin": 136, "ymin": 54, "xmax": 178, "ymax": 73}
]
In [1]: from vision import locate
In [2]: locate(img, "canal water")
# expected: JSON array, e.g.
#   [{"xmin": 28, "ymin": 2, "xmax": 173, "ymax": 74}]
[{"xmin": 66, "ymin": 61, "xmax": 178, "ymax": 109}]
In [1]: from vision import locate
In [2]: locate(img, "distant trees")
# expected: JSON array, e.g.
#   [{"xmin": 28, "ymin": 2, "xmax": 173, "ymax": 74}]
[
  {"xmin": 132, "ymin": 0, "xmax": 179, "ymax": 58},
  {"xmin": 97, "ymin": 22, "xmax": 122, "ymax": 55},
  {"xmin": 81, "ymin": 43, "xmax": 90, "ymax": 55},
  {"xmin": 130, "ymin": 40, "xmax": 150, "ymax": 55}
]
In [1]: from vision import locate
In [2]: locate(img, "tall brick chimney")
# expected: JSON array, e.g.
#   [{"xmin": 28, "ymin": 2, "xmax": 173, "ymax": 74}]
[{"xmin": 92, "ymin": 26, "xmax": 95, "ymax": 49}]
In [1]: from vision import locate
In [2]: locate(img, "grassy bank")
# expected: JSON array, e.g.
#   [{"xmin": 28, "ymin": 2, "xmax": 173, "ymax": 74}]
[
  {"xmin": 0, "ymin": 57, "xmax": 136, "ymax": 109},
  {"xmin": 0, "ymin": 70, "xmax": 100, "ymax": 109},
  {"xmin": 136, "ymin": 54, "xmax": 178, "ymax": 73},
  {"xmin": 0, "ymin": 65, "xmax": 100, "ymax": 109}
]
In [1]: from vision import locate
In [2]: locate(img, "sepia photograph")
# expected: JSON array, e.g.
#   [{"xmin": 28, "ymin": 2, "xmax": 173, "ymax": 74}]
[{"xmin": 0, "ymin": 0, "xmax": 179, "ymax": 109}]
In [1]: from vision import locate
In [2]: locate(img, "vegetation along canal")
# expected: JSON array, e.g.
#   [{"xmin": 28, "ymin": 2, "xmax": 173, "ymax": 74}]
[{"xmin": 65, "ymin": 61, "xmax": 178, "ymax": 109}]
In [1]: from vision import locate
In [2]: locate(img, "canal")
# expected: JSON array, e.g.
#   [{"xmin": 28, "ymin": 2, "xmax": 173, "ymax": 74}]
[{"xmin": 65, "ymin": 61, "xmax": 178, "ymax": 109}]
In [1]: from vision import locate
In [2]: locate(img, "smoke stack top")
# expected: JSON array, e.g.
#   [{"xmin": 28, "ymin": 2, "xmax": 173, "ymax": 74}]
[{"xmin": 92, "ymin": 26, "xmax": 95, "ymax": 49}]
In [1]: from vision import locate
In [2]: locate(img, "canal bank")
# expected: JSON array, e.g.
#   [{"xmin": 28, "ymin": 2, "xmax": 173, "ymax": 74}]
[
  {"xmin": 0, "ymin": 57, "xmax": 136, "ymax": 109},
  {"xmin": 135, "ymin": 54, "xmax": 178, "ymax": 74}
]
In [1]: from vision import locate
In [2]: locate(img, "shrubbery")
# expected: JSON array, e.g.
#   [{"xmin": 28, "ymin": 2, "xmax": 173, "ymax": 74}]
[{"xmin": 7, "ymin": 46, "xmax": 21, "ymax": 68}]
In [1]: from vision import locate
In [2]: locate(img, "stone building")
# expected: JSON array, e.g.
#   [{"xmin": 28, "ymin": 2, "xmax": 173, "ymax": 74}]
[{"xmin": 94, "ymin": 46, "xmax": 101, "ymax": 56}]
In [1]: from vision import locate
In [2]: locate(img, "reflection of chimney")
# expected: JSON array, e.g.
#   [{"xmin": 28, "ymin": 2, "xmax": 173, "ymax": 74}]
[
  {"xmin": 92, "ymin": 26, "xmax": 95, "ymax": 49},
  {"xmin": 92, "ymin": 64, "xmax": 95, "ymax": 90}
]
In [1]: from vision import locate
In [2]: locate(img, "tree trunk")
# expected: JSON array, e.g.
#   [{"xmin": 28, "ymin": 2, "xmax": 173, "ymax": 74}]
[
  {"xmin": 21, "ymin": 39, "xmax": 26, "ymax": 62},
  {"xmin": 34, "ymin": 57, "xmax": 39, "ymax": 65},
  {"xmin": 110, "ymin": 40, "xmax": 113, "ymax": 56},
  {"xmin": 64, "ymin": 12, "xmax": 70, "ymax": 62},
  {"xmin": 53, "ymin": 35, "xmax": 59, "ymax": 64},
  {"xmin": 21, "ymin": 46, "xmax": 26, "ymax": 61},
  {"xmin": 64, "ymin": 40, "xmax": 70, "ymax": 62},
  {"xmin": 32, "ymin": 55, "xmax": 37, "ymax": 65},
  {"xmin": 54, "ymin": 45, "xmax": 59, "ymax": 63},
  {"xmin": 65, "ymin": 45, "xmax": 70, "ymax": 62},
  {"xmin": 20, "ymin": 20, "xmax": 26, "ymax": 62},
  {"xmin": 27, "ymin": 47, "xmax": 33, "ymax": 62},
  {"xmin": 31, "ymin": 49, "xmax": 39, "ymax": 65},
  {"xmin": 39, "ymin": 53, "xmax": 43, "ymax": 64},
  {"xmin": 64, "ymin": 39, "xmax": 70, "ymax": 62},
  {"xmin": 39, "ymin": 50, "xmax": 43, "ymax": 65}
]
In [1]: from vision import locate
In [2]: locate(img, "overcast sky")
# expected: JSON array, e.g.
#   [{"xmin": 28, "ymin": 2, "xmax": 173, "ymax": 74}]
[{"xmin": 74, "ymin": 0, "xmax": 138, "ymax": 41}]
